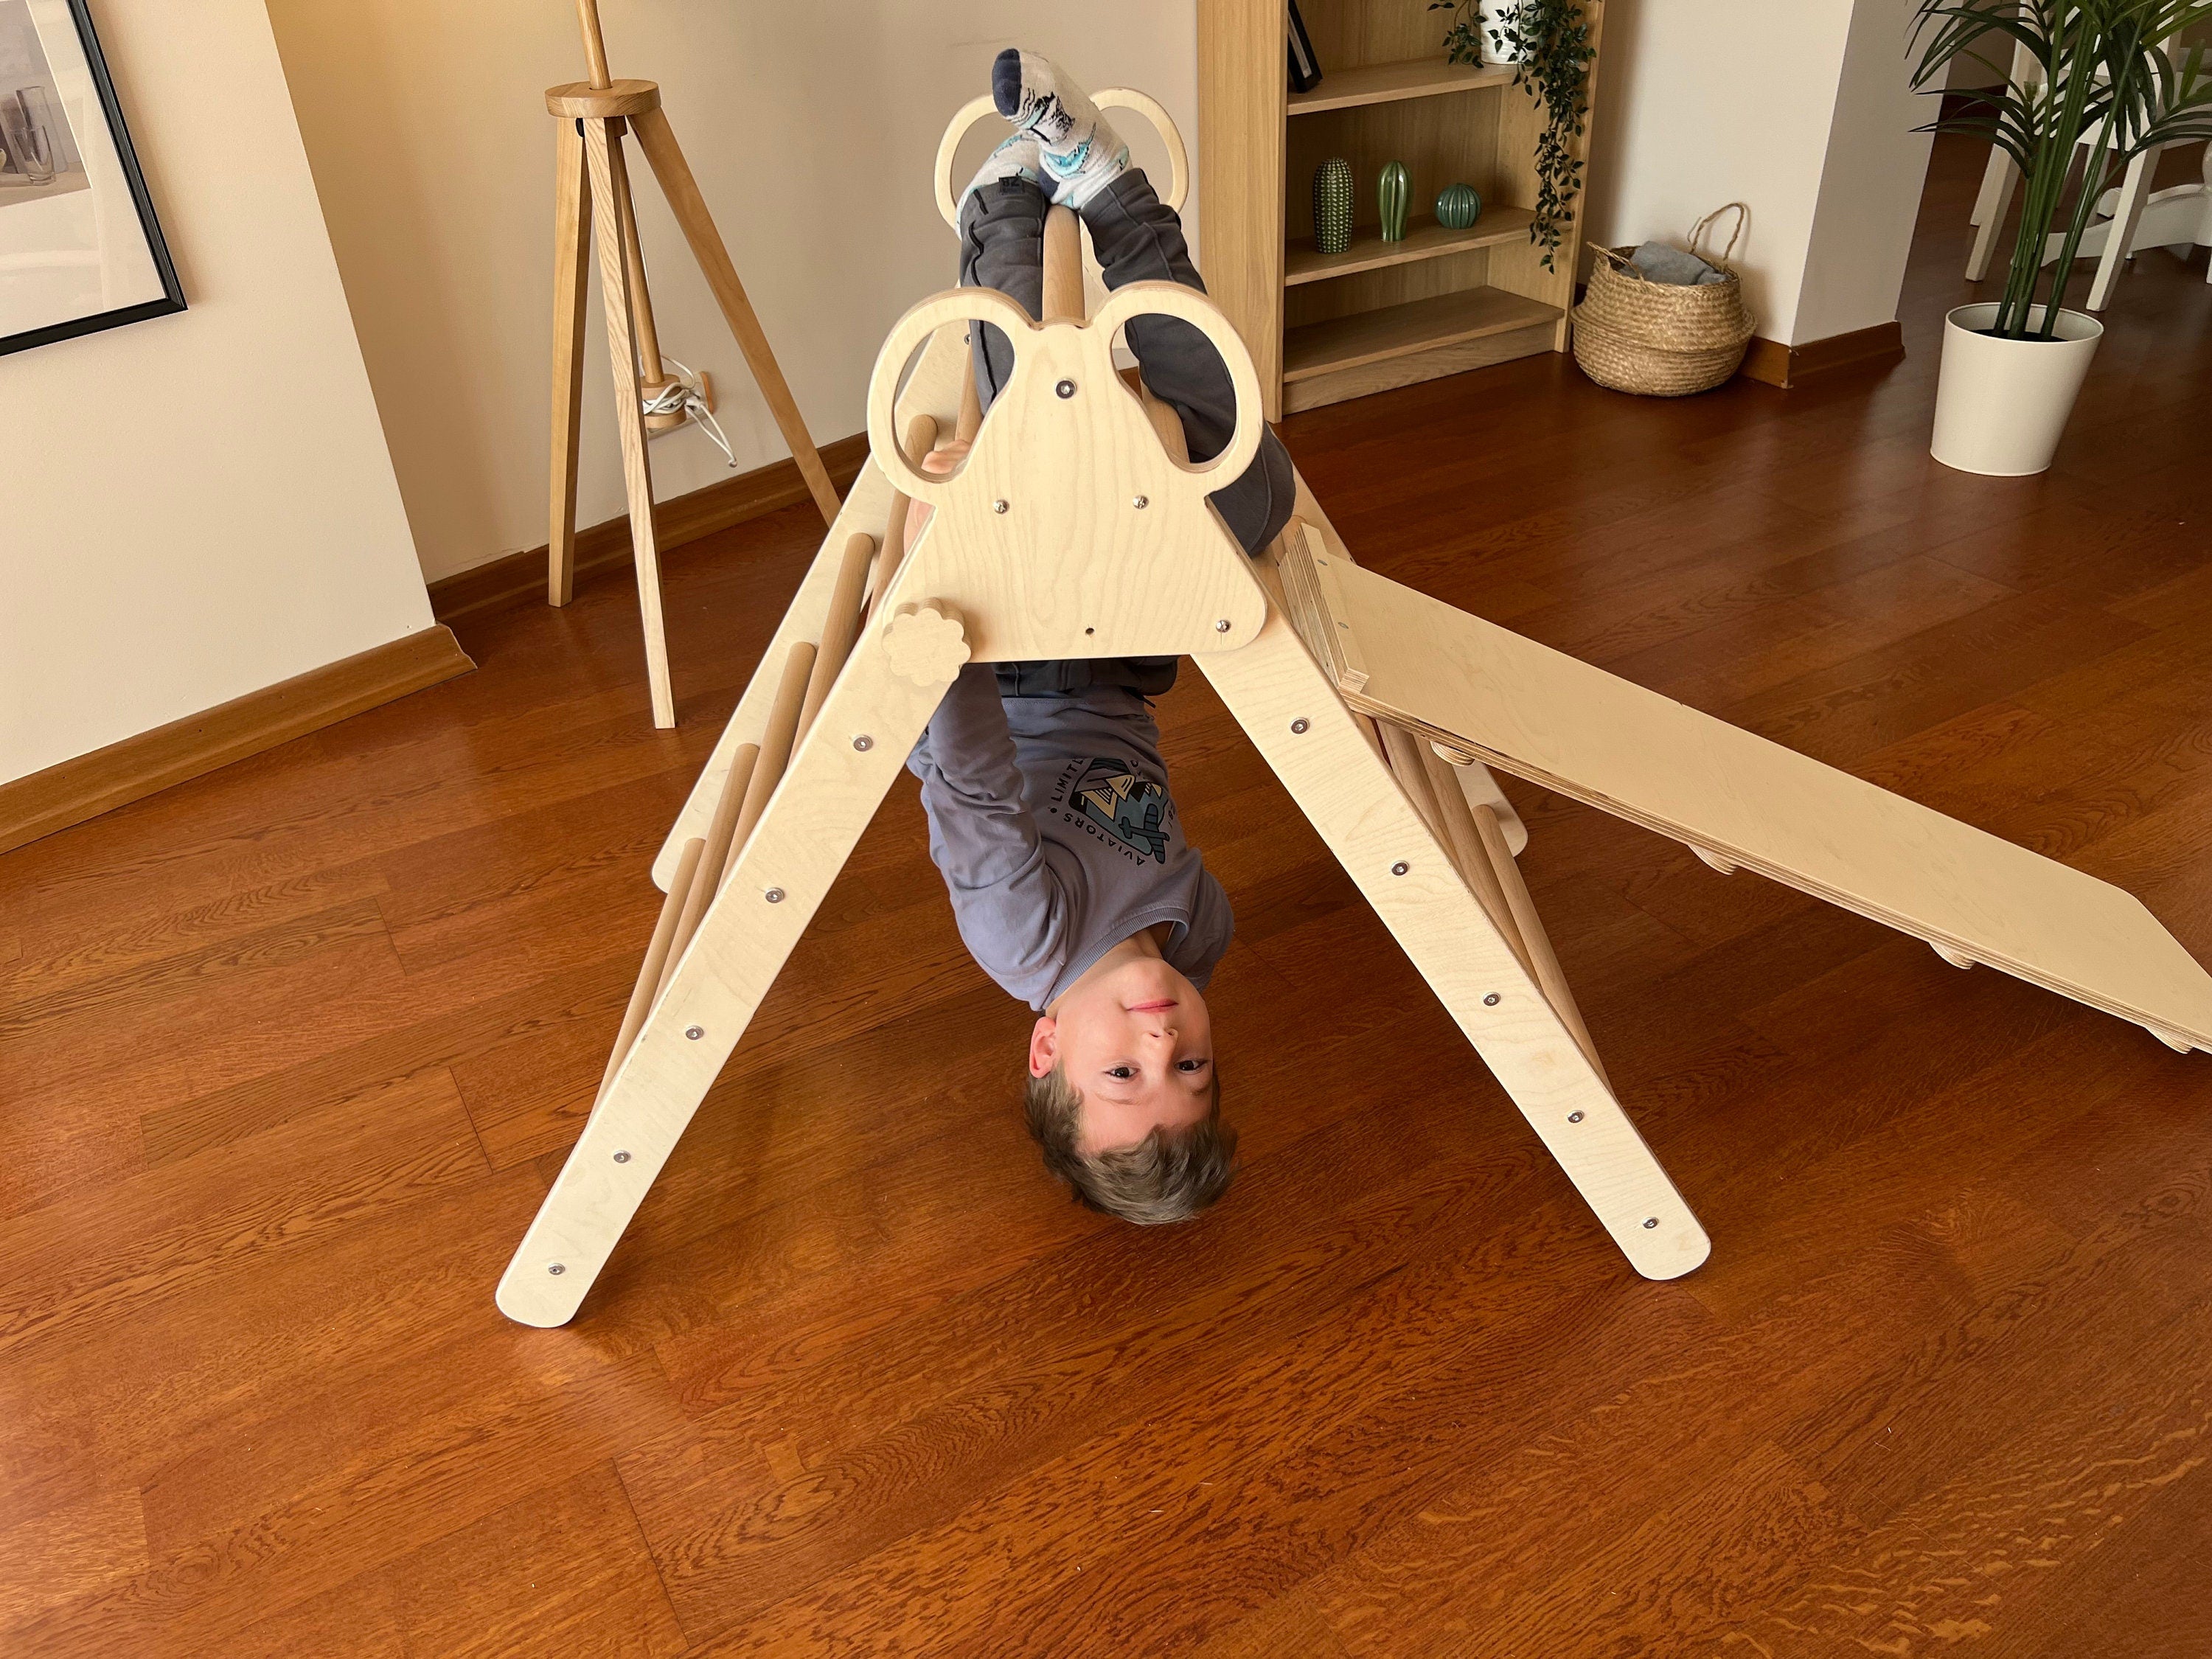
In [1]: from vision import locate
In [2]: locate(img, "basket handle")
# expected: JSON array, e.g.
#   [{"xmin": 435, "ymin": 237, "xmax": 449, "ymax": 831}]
[{"xmin": 1687, "ymin": 202, "xmax": 1749, "ymax": 268}]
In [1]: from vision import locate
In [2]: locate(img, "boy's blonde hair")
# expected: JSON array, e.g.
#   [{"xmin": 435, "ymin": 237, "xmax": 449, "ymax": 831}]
[{"xmin": 1023, "ymin": 1063, "xmax": 1236, "ymax": 1224}]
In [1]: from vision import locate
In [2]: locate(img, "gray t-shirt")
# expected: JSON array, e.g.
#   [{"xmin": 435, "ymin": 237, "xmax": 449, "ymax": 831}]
[{"xmin": 906, "ymin": 663, "xmax": 1233, "ymax": 1010}]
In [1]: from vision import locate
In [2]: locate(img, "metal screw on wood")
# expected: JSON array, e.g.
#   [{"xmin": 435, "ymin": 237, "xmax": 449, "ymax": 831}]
[
  {"xmin": 1133, "ymin": 495, "xmax": 1148, "ymax": 509},
  {"xmin": 613, "ymin": 1150, "xmax": 632, "ymax": 1163},
  {"xmin": 1391, "ymin": 861, "xmax": 1409, "ymax": 876},
  {"xmin": 547, "ymin": 1263, "xmax": 566, "ymax": 1275},
  {"xmin": 685, "ymin": 1025, "xmax": 704, "ymax": 1040},
  {"xmin": 1643, "ymin": 1217, "xmax": 1660, "ymax": 1229},
  {"xmin": 765, "ymin": 888, "xmax": 785, "ymax": 903},
  {"xmin": 1056, "ymin": 379, "xmax": 1077, "ymax": 398},
  {"xmin": 1483, "ymin": 992, "xmax": 1500, "ymax": 1006},
  {"xmin": 992, "ymin": 499, "xmax": 1009, "ymax": 514},
  {"xmin": 1215, "ymin": 619, "xmax": 1232, "ymax": 632},
  {"xmin": 1568, "ymin": 1110, "xmax": 1584, "ymax": 1122},
  {"xmin": 1291, "ymin": 718, "xmax": 1310, "ymax": 734},
  {"xmin": 852, "ymin": 734, "xmax": 874, "ymax": 751}
]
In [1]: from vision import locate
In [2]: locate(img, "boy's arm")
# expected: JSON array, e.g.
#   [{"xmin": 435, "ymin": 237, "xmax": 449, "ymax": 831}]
[{"xmin": 911, "ymin": 663, "xmax": 1074, "ymax": 1000}]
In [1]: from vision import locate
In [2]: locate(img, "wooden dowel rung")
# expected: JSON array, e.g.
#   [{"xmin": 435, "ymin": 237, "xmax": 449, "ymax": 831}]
[
  {"xmin": 656, "ymin": 741, "xmax": 760, "ymax": 1001},
  {"xmin": 1394, "ymin": 728, "xmax": 1528, "ymax": 975},
  {"xmin": 721, "ymin": 640, "xmax": 816, "ymax": 888},
  {"xmin": 868, "ymin": 413, "xmax": 942, "ymax": 616},
  {"xmin": 1469, "ymin": 801, "xmax": 1613, "ymax": 1092},
  {"xmin": 597, "ymin": 835, "xmax": 704, "ymax": 1105},
  {"xmin": 1042, "ymin": 204, "xmax": 1084, "ymax": 323},
  {"xmin": 799, "ymin": 533, "xmax": 877, "ymax": 739}
]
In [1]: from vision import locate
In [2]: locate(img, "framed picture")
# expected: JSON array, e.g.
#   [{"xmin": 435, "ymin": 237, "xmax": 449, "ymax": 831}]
[
  {"xmin": 1, "ymin": 0, "xmax": 182, "ymax": 357},
  {"xmin": 1288, "ymin": 0, "xmax": 1324, "ymax": 94}
]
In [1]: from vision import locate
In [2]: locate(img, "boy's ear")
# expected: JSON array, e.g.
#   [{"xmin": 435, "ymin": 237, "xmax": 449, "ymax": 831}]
[{"xmin": 1028, "ymin": 1015, "xmax": 1057, "ymax": 1078}]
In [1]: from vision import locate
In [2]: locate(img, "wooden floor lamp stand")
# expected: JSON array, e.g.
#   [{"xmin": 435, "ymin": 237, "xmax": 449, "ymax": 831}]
[
  {"xmin": 496, "ymin": 94, "xmax": 2212, "ymax": 1329},
  {"xmin": 547, "ymin": 0, "xmax": 840, "ymax": 728}
]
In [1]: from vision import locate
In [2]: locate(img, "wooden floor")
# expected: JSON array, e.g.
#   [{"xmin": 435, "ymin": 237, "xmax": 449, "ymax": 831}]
[{"xmin": 5, "ymin": 138, "xmax": 2210, "ymax": 1657}]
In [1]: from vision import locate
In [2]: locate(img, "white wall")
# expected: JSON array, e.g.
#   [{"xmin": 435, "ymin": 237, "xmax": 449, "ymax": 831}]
[
  {"xmin": 0, "ymin": 0, "xmax": 435, "ymax": 786},
  {"xmin": 264, "ymin": 1, "xmax": 1198, "ymax": 584},
  {"xmin": 1586, "ymin": 0, "xmax": 1933, "ymax": 347},
  {"xmin": 1795, "ymin": 0, "xmax": 1936, "ymax": 344}
]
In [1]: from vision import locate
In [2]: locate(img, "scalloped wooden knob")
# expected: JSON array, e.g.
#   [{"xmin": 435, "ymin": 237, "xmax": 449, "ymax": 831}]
[{"xmin": 884, "ymin": 601, "xmax": 970, "ymax": 686}]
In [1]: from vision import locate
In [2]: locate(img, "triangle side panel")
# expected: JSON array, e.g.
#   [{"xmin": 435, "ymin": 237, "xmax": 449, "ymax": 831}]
[
  {"xmin": 1197, "ymin": 604, "xmax": 1711, "ymax": 1281},
  {"xmin": 499, "ymin": 627, "xmax": 954, "ymax": 1326}
]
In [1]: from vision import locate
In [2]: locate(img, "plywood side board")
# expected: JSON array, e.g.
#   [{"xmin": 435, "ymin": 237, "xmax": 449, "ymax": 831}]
[{"xmin": 1286, "ymin": 487, "xmax": 2212, "ymax": 1051}]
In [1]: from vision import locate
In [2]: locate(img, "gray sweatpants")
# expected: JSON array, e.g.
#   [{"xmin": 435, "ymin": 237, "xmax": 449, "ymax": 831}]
[{"xmin": 959, "ymin": 170, "xmax": 1296, "ymax": 698}]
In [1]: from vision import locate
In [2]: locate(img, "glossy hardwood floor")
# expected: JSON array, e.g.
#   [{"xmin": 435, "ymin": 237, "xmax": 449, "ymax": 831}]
[{"xmin": 4, "ymin": 139, "xmax": 2208, "ymax": 1657}]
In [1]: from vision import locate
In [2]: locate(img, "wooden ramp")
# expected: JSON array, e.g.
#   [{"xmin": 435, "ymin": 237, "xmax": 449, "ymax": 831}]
[{"xmin": 1284, "ymin": 509, "xmax": 2212, "ymax": 1055}]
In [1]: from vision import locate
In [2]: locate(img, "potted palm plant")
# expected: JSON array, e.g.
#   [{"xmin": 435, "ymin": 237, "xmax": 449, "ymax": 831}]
[{"xmin": 1913, "ymin": 0, "xmax": 2212, "ymax": 475}]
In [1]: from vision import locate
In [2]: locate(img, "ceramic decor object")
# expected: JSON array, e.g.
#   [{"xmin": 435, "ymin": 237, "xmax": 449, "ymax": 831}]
[{"xmin": 1313, "ymin": 156, "xmax": 1353, "ymax": 254}]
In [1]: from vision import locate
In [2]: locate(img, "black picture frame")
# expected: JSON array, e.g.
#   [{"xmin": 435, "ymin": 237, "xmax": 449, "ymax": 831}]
[
  {"xmin": 1288, "ymin": 0, "xmax": 1324, "ymax": 94},
  {"xmin": 0, "ymin": 0, "xmax": 185, "ymax": 358}
]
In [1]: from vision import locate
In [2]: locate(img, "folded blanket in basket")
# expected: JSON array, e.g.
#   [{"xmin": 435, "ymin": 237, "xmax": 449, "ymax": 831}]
[{"xmin": 1627, "ymin": 241, "xmax": 1730, "ymax": 285}]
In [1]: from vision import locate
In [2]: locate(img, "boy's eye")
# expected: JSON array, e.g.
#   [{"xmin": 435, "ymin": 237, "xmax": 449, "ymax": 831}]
[
  {"xmin": 1177, "ymin": 1057, "xmax": 1209, "ymax": 1073},
  {"xmin": 1106, "ymin": 1065, "xmax": 1136, "ymax": 1080}
]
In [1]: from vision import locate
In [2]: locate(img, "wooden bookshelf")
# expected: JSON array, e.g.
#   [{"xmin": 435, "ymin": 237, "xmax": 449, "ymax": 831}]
[
  {"xmin": 1287, "ymin": 57, "xmax": 1517, "ymax": 114},
  {"xmin": 1198, "ymin": 0, "xmax": 1605, "ymax": 420}
]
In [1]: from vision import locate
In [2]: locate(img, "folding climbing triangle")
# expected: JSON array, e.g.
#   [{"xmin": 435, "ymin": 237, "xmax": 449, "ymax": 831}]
[{"xmin": 495, "ymin": 95, "xmax": 2212, "ymax": 1327}]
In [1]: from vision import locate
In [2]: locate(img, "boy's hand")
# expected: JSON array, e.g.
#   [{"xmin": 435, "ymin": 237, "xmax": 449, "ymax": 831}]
[{"xmin": 903, "ymin": 440, "xmax": 970, "ymax": 555}]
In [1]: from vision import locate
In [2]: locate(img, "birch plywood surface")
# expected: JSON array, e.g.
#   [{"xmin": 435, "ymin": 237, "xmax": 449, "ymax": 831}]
[{"xmin": 1314, "ymin": 555, "xmax": 2212, "ymax": 1051}]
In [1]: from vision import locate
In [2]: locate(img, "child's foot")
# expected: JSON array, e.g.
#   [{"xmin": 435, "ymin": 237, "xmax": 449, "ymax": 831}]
[
  {"xmin": 992, "ymin": 49, "xmax": 1129, "ymax": 209},
  {"xmin": 960, "ymin": 131, "xmax": 1047, "ymax": 212}
]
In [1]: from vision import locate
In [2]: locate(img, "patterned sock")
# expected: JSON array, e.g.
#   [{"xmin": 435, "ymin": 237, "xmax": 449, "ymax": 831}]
[
  {"xmin": 960, "ymin": 131, "xmax": 1046, "ymax": 210},
  {"xmin": 991, "ymin": 49, "xmax": 1129, "ymax": 209}
]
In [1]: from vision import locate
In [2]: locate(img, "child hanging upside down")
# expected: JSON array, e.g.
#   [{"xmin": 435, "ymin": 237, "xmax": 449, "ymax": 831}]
[{"xmin": 903, "ymin": 51, "xmax": 1296, "ymax": 1224}]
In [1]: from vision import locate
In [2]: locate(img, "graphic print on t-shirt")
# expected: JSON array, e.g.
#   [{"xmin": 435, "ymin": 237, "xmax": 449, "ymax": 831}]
[{"xmin": 1067, "ymin": 757, "xmax": 1170, "ymax": 864}]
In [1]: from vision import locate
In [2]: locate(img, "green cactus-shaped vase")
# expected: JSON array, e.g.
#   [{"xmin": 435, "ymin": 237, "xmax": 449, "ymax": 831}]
[
  {"xmin": 1379, "ymin": 161, "xmax": 1411, "ymax": 242},
  {"xmin": 1436, "ymin": 182, "xmax": 1483, "ymax": 231},
  {"xmin": 1313, "ymin": 157, "xmax": 1354, "ymax": 255}
]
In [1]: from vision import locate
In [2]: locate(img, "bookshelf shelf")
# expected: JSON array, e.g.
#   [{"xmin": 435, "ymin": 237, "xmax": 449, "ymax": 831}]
[
  {"xmin": 1287, "ymin": 56, "xmax": 1517, "ymax": 116},
  {"xmin": 1284, "ymin": 206, "xmax": 1538, "ymax": 285}
]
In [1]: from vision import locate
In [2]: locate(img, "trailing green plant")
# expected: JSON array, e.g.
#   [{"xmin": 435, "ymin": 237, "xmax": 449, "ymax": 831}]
[
  {"xmin": 1913, "ymin": 0, "xmax": 2212, "ymax": 338},
  {"xmin": 1430, "ymin": 0, "xmax": 1596, "ymax": 268},
  {"xmin": 1430, "ymin": 0, "xmax": 1487, "ymax": 65}
]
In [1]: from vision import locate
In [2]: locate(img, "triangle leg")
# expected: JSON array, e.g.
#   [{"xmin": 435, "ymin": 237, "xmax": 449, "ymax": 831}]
[
  {"xmin": 498, "ymin": 619, "xmax": 958, "ymax": 1325},
  {"xmin": 1199, "ymin": 604, "xmax": 1711, "ymax": 1281}
]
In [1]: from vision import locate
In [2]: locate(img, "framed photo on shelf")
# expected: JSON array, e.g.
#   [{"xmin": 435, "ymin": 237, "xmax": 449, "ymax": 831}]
[
  {"xmin": 1, "ymin": 0, "xmax": 183, "ymax": 357},
  {"xmin": 1287, "ymin": 0, "xmax": 1323, "ymax": 94}
]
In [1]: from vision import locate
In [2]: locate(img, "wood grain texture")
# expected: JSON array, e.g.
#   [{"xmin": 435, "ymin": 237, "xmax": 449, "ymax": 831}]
[
  {"xmin": 0, "ymin": 626, "xmax": 473, "ymax": 858},
  {"xmin": 547, "ymin": 114, "xmax": 594, "ymax": 607},
  {"xmin": 1197, "ymin": 0, "xmax": 1288, "ymax": 414},
  {"xmin": 582, "ymin": 116, "xmax": 675, "ymax": 728},
  {"xmin": 1308, "ymin": 546, "xmax": 2212, "ymax": 1047},
  {"xmin": 2, "ymin": 138, "xmax": 2208, "ymax": 1655}
]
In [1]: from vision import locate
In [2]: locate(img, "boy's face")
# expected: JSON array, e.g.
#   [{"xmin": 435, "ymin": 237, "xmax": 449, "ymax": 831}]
[{"xmin": 1030, "ymin": 953, "xmax": 1214, "ymax": 1155}]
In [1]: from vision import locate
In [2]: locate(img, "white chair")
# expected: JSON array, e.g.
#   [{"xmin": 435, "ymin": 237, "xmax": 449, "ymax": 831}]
[{"xmin": 1965, "ymin": 35, "xmax": 2210, "ymax": 309}]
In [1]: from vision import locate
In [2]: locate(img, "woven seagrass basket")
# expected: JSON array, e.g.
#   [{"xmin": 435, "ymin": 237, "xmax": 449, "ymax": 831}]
[{"xmin": 1573, "ymin": 204, "xmax": 1757, "ymax": 397}]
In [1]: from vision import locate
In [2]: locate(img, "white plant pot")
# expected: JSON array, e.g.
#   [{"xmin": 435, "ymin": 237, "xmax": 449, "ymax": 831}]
[
  {"xmin": 1930, "ymin": 302, "xmax": 2103, "ymax": 476},
  {"xmin": 1478, "ymin": 1, "xmax": 1520, "ymax": 60}
]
